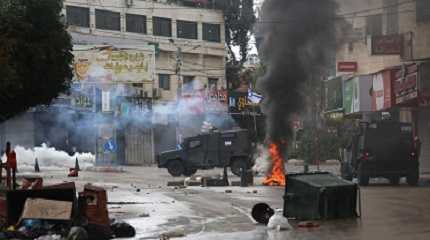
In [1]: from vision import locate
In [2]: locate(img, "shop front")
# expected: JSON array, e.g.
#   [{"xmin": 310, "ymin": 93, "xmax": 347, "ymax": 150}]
[{"xmin": 392, "ymin": 62, "xmax": 430, "ymax": 173}]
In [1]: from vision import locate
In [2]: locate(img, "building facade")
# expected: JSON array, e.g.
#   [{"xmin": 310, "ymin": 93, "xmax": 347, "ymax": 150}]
[
  {"xmin": 60, "ymin": 0, "xmax": 228, "ymax": 165},
  {"xmin": 64, "ymin": 0, "xmax": 227, "ymax": 102},
  {"xmin": 332, "ymin": 0, "xmax": 430, "ymax": 173}
]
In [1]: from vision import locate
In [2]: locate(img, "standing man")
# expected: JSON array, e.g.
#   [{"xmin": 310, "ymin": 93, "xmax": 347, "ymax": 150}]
[{"xmin": 5, "ymin": 142, "xmax": 17, "ymax": 190}]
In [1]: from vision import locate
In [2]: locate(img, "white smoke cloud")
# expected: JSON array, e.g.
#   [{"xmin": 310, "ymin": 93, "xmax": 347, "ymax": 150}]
[
  {"xmin": 252, "ymin": 144, "xmax": 271, "ymax": 175},
  {"xmin": 1, "ymin": 143, "xmax": 95, "ymax": 170}
]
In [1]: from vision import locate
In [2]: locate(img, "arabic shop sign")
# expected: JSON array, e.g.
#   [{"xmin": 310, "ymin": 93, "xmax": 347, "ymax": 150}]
[
  {"xmin": 372, "ymin": 34, "xmax": 403, "ymax": 55},
  {"xmin": 73, "ymin": 47, "xmax": 155, "ymax": 83},
  {"xmin": 394, "ymin": 64, "xmax": 418, "ymax": 105}
]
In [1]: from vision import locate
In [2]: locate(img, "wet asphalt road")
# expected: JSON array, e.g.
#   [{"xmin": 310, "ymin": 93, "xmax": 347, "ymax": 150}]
[{"xmin": 22, "ymin": 165, "xmax": 430, "ymax": 240}]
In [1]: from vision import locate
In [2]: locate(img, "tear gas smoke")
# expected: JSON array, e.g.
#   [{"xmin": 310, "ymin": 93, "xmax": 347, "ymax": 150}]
[
  {"xmin": 252, "ymin": 144, "xmax": 272, "ymax": 175},
  {"xmin": 1, "ymin": 143, "xmax": 95, "ymax": 170},
  {"xmin": 257, "ymin": 0, "xmax": 338, "ymax": 143},
  {"xmin": 48, "ymin": 79, "xmax": 235, "ymax": 154}
]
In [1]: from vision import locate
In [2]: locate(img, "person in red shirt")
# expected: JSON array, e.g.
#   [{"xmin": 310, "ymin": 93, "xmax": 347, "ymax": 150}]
[{"xmin": 5, "ymin": 142, "xmax": 17, "ymax": 190}]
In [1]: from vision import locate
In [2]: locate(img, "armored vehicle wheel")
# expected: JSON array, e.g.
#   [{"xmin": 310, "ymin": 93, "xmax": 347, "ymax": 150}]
[
  {"xmin": 231, "ymin": 158, "xmax": 248, "ymax": 177},
  {"xmin": 389, "ymin": 176, "xmax": 400, "ymax": 185},
  {"xmin": 184, "ymin": 168, "xmax": 197, "ymax": 177},
  {"xmin": 358, "ymin": 164, "xmax": 369, "ymax": 186},
  {"xmin": 407, "ymin": 168, "xmax": 419, "ymax": 186},
  {"xmin": 167, "ymin": 159, "xmax": 185, "ymax": 177}
]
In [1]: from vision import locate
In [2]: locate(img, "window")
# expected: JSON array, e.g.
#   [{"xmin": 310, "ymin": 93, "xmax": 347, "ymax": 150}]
[
  {"xmin": 385, "ymin": 0, "xmax": 399, "ymax": 34},
  {"xmin": 66, "ymin": 6, "xmax": 89, "ymax": 27},
  {"xmin": 203, "ymin": 23, "xmax": 221, "ymax": 42},
  {"xmin": 366, "ymin": 14, "xmax": 382, "ymax": 36},
  {"xmin": 159, "ymin": 74, "xmax": 170, "ymax": 90},
  {"xmin": 153, "ymin": 17, "xmax": 172, "ymax": 37},
  {"xmin": 126, "ymin": 14, "xmax": 147, "ymax": 34},
  {"xmin": 417, "ymin": 0, "xmax": 430, "ymax": 22},
  {"xmin": 208, "ymin": 78, "xmax": 218, "ymax": 90},
  {"xmin": 183, "ymin": 76, "xmax": 194, "ymax": 92},
  {"xmin": 189, "ymin": 140, "xmax": 201, "ymax": 149},
  {"xmin": 95, "ymin": 9, "xmax": 121, "ymax": 31},
  {"xmin": 177, "ymin": 20, "xmax": 198, "ymax": 39}
]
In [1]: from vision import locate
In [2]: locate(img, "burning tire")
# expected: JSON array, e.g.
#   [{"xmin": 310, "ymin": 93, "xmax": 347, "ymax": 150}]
[
  {"xmin": 230, "ymin": 158, "xmax": 248, "ymax": 177},
  {"xmin": 167, "ymin": 159, "xmax": 185, "ymax": 177}
]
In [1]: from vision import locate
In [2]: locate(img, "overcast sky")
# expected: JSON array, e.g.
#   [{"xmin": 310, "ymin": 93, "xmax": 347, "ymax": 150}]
[{"xmin": 232, "ymin": 0, "xmax": 262, "ymax": 59}]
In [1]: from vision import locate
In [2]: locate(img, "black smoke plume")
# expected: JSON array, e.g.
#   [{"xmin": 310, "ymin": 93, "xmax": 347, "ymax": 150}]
[{"xmin": 257, "ymin": 0, "xmax": 338, "ymax": 143}]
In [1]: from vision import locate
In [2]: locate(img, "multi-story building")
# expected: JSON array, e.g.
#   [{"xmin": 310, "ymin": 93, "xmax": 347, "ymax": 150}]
[
  {"xmin": 336, "ymin": 0, "xmax": 430, "ymax": 75},
  {"xmin": 332, "ymin": 0, "xmax": 430, "ymax": 173},
  {"xmin": 64, "ymin": 0, "xmax": 227, "ymax": 102}
]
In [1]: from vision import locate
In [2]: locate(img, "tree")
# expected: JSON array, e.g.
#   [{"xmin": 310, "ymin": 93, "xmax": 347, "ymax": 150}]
[
  {"xmin": 213, "ymin": 0, "xmax": 256, "ymax": 87},
  {"xmin": 0, "ymin": 0, "xmax": 73, "ymax": 122},
  {"xmin": 171, "ymin": 1, "xmax": 256, "ymax": 88}
]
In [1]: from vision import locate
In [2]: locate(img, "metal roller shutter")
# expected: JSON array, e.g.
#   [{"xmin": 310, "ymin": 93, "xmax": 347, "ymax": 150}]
[{"xmin": 418, "ymin": 109, "xmax": 430, "ymax": 173}]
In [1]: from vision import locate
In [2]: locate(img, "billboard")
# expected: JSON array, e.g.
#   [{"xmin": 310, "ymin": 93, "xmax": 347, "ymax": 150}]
[
  {"xmin": 73, "ymin": 46, "xmax": 155, "ymax": 83},
  {"xmin": 343, "ymin": 75, "xmax": 372, "ymax": 115},
  {"xmin": 372, "ymin": 68, "xmax": 396, "ymax": 111},
  {"xmin": 394, "ymin": 64, "xmax": 418, "ymax": 105},
  {"xmin": 325, "ymin": 76, "xmax": 343, "ymax": 112},
  {"xmin": 337, "ymin": 62, "xmax": 358, "ymax": 73},
  {"xmin": 372, "ymin": 34, "xmax": 403, "ymax": 55}
]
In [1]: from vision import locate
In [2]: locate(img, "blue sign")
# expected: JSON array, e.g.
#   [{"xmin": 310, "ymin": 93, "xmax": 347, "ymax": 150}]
[{"xmin": 104, "ymin": 139, "xmax": 117, "ymax": 153}]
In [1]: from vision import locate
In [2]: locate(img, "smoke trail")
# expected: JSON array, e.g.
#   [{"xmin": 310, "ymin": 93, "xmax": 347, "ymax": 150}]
[{"xmin": 257, "ymin": 0, "xmax": 338, "ymax": 143}]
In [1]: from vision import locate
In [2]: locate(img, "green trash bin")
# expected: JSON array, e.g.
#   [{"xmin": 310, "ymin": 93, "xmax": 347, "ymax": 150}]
[{"xmin": 283, "ymin": 172, "xmax": 359, "ymax": 220}]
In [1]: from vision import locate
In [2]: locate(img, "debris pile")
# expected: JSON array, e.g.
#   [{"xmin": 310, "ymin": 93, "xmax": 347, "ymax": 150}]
[{"xmin": 0, "ymin": 180, "xmax": 136, "ymax": 239}]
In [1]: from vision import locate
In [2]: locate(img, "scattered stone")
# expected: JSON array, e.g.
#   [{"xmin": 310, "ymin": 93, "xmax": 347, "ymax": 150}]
[
  {"xmin": 167, "ymin": 181, "xmax": 185, "ymax": 187},
  {"xmin": 136, "ymin": 189, "xmax": 141, "ymax": 192},
  {"xmin": 139, "ymin": 213, "xmax": 150, "ymax": 218},
  {"xmin": 159, "ymin": 227, "xmax": 186, "ymax": 240},
  {"xmin": 201, "ymin": 177, "xmax": 229, "ymax": 187},
  {"xmin": 253, "ymin": 190, "xmax": 258, "ymax": 194},
  {"xmin": 225, "ymin": 189, "xmax": 233, "ymax": 193}
]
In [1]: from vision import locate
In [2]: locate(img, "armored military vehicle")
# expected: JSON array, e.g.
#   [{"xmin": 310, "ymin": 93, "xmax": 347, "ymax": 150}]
[
  {"xmin": 341, "ymin": 121, "xmax": 419, "ymax": 186},
  {"xmin": 157, "ymin": 129, "xmax": 253, "ymax": 177}
]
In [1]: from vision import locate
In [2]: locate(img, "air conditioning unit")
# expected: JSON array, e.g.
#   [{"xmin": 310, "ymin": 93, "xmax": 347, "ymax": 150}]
[
  {"xmin": 125, "ymin": 0, "xmax": 133, "ymax": 7},
  {"xmin": 153, "ymin": 88, "xmax": 162, "ymax": 99}
]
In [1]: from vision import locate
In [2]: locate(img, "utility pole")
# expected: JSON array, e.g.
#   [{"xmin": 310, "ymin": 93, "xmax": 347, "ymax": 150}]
[
  {"xmin": 175, "ymin": 46, "xmax": 183, "ymax": 145},
  {"xmin": 176, "ymin": 47, "xmax": 183, "ymax": 101}
]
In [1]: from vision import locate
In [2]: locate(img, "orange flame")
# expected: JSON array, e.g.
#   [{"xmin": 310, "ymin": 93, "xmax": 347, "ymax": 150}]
[{"xmin": 263, "ymin": 143, "xmax": 286, "ymax": 186}]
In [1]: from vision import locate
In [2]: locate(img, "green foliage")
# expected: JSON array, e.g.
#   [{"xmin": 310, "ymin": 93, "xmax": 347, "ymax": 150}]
[
  {"xmin": 297, "ymin": 127, "xmax": 352, "ymax": 164},
  {"xmin": 0, "ymin": 0, "xmax": 73, "ymax": 122},
  {"xmin": 213, "ymin": 0, "xmax": 256, "ymax": 87}
]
